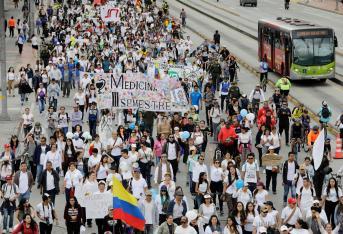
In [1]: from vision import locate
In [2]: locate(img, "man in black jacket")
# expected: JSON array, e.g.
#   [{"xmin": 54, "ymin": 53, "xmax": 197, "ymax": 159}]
[
  {"xmin": 38, "ymin": 161, "xmax": 60, "ymax": 205},
  {"xmin": 282, "ymin": 152, "xmax": 299, "ymax": 206},
  {"xmin": 34, "ymin": 137, "xmax": 51, "ymax": 185}
]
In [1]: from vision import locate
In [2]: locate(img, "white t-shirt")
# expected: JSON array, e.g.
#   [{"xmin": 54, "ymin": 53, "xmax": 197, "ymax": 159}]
[
  {"xmin": 36, "ymin": 202, "xmax": 54, "ymax": 224},
  {"xmin": 97, "ymin": 164, "xmax": 107, "ymax": 180},
  {"xmin": 253, "ymin": 214, "xmax": 275, "ymax": 232},
  {"xmin": 254, "ymin": 190, "xmax": 269, "ymax": 207},
  {"xmin": 88, "ymin": 155, "xmax": 101, "ymax": 169},
  {"xmin": 22, "ymin": 113, "xmax": 34, "ymax": 126},
  {"xmin": 210, "ymin": 166, "xmax": 224, "ymax": 182},
  {"xmin": 287, "ymin": 161, "xmax": 296, "ymax": 181},
  {"xmin": 242, "ymin": 162, "xmax": 259, "ymax": 183},
  {"xmin": 175, "ymin": 225, "xmax": 197, "ymax": 234},
  {"xmin": 297, "ymin": 186, "xmax": 315, "ymax": 212},
  {"xmin": 131, "ymin": 177, "xmax": 147, "ymax": 199},
  {"xmin": 281, "ymin": 206, "xmax": 302, "ymax": 225},
  {"xmin": 107, "ymin": 137, "xmax": 123, "ymax": 156},
  {"xmin": 18, "ymin": 172, "xmax": 29, "ymax": 194},
  {"xmin": 323, "ymin": 187, "xmax": 343, "ymax": 202},
  {"xmin": 74, "ymin": 92, "xmax": 86, "ymax": 105},
  {"xmin": 64, "ymin": 169, "xmax": 83, "ymax": 189}
]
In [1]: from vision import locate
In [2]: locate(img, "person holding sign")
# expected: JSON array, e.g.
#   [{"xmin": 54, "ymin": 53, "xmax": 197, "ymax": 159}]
[{"xmin": 264, "ymin": 146, "xmax": 281, "ymax": 195}]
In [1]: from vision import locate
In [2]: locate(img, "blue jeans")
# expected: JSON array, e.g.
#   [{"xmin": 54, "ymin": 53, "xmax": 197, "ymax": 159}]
[
  {"xmin": 38, "ymin": 98, "xmax": 45, "ymax": 113},
  {"xmin": 3, "ymin": 208, "xmax": 14, "ymax": 230},
  {"xmin": 62, "ymin": 127, "xmax": 68, "ymax": 136},
  {"xmin": 283, "ymin": 180, "xmax": 296, "ymax": 202},
  {"xmin": 20, "ymin": 93, "xmax": 26, "ymax": 105},
  {"xmin": 19, "ymin": 190, "xmax": 31, "ymax": 202},
  {"xmin": 36, "ymin": 164, "xmax": 43, "ymax": 183}
]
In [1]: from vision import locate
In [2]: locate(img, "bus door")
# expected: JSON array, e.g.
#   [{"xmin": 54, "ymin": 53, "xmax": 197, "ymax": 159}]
[
  {"xmin": 284, "ymin": 35, "xmax": 291, "ymax": 76},
  {"xmin": 261, "ymin": 27, "xmax": 273, "ymax": 68},
  {"xmin": 273, "ymin": 31, "xmax": 288, "ymax": 75}
]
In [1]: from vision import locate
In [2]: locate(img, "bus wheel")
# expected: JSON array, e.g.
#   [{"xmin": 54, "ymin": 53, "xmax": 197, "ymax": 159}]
[{"xmin": 319, "ymin": 79, "xmax": 327, "ymax": 83}]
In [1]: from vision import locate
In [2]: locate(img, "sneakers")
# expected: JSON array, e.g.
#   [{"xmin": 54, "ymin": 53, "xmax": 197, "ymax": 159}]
[
  {"xmin": 9, "ymin": 228, "xmax": 12, "ymax": 233},
  {"xmin": 2, "ymin": 230, "xmax": 6, "ymax": 234}
]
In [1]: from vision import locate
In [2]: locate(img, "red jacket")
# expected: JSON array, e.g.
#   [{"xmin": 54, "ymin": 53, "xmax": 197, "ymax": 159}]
[
  {"xmin": 218, "ymin": 126, "xmax": 237, "ymax": 145},
  {"xmin": 12, "ymin": 222, "xmax": 39, "ymax": 234},
  {"xmin": 258, "ymin": 115, "xmax": 277, "ymax": 129},
  {"xmin": 257, "ymin": 107, "xmax": 273, "ymax": 121}
]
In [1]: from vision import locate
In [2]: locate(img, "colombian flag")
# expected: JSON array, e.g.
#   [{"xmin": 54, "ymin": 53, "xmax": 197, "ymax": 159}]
[
  {"xmin": 154, "ymin": 63, "xmax": 160, "ymax": 80},
  {"xmin": 112, "ymin": 177, "xmax": 145, "ymax": 231}
]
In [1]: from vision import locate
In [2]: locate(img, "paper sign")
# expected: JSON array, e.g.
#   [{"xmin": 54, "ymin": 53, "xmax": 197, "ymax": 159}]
[{"xmin": 262, "ymin": 153, "xmax": 283, "ymax": 167}]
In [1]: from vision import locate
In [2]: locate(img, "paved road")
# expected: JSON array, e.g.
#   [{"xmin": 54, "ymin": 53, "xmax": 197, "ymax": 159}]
[
  {"xmin": 165, "ymin": 0, "xmax": 343, "ymax": 127},
  {"xmin": 0, "ymin": 0, "xmax": 341, "ymax": 232},
  {"xmin": 188, "ymin": 0, "xmax": 343, "ymax": 76}
]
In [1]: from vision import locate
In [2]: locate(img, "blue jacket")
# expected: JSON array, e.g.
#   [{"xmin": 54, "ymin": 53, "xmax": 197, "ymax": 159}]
[{"xmin": 33, "ymin": 145, "xmax": 51, "ymax": 165}]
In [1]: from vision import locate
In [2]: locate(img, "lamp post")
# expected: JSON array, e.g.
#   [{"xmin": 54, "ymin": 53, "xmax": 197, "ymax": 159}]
[{"xmin": 0, "ymin": 0, "xmax": 10, "ymax": 120}]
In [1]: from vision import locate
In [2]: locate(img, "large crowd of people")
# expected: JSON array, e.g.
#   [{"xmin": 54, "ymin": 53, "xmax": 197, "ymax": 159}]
[{"xmin": 2, "ymin": 0, "xmax": 343, "ymax": 234}]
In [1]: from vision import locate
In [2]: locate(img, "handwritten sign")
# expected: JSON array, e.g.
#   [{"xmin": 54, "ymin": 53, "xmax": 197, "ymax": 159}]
[
  {"xmin": 83, "ymin": 193, "xmax": 112, "ymax": 219},
  {"xmin": 262, "ymin": 154, "xmax": 283, "ymax": 167},
  {"xmin": 84, "ymin": 72, "xmax": 189, "ymax": 112},
  {"xmin": 101, "ymin": 5, "xmax": 120, "ymax": 23}
]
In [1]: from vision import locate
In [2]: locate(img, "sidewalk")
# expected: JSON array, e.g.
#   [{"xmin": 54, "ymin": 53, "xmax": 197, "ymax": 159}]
[
  {"xmin": 0, "ymin": 0, "xmax": 39, "ymax": 145},
  {"xmin": 298, "ymin": 0, "xmax": 343, "ymax": 15}
]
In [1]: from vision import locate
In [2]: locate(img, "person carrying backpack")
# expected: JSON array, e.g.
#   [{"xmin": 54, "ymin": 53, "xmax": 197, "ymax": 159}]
[
  {"xmin": 36, "ymin": 83, "xmax": 46, "ymax": 114},
  {"xmin": 219, "ymin": 78, "xmax": 230, "ymax": 111},
  {"xmin": 318, "ymin": 101, "xmax": 332, "ymax": 127},
  {"xmin": 0, "ymin": 176, "xmax": 19, "ymax": 233}
]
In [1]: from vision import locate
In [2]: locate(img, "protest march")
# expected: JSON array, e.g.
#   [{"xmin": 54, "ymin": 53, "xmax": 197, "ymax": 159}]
[{"xmin": 2, "ymin": 0, "xmax": 343, "ymax": 234}]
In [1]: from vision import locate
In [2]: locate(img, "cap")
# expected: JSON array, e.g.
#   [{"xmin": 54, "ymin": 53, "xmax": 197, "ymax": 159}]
[
  {"xmin": 280, "ymin": 225, "xmax": 289, "ymax": 232},
  {"xmin": 264, "ymin": 201, "xmax": 273, "ymax": 207},
  {"xmin": 174, "ymin": 127, "xmax": 179, "ymax": 131},
  {"xmin": 300, "ymin": 164, "xmax": 306, "ymax": 170},
  {"xmin": 313, "ymin": 199, "xmax": 320, "ymax": 204},
  {"xmin": 98, "ymin": 180, "xmax": 106, "ymax": 185},
  {"xmin": 175, "ymin": 190, "xmax": 184, "ymax": 196},
  {"xmin": 268, "ymin": 146, "xmax": 274, "ymax": 150},
  {"xmin": 160, "ymin": 185, "xmax": 168, "ymax": 191},
  {"xmin": 5, "ymin": 175, "xmax": 12, "ymax": 180},
  {"xmin": 259, "ymin": 226, "xmax": 267, "ymax": 233},
  {"xmin": 185, "ymin": 210, "xmax": 198, "ymax": 222},
  {"xmin": 133, "ymin": 167, "xmax": 140, "ymax": 173},
  {"xmin": 204, "ymin": 194, "xmax": 211, "ymax": 199},
  {"xmin": 131, "ymin": 144, "xmax": 137, "ymax": 148},
  {"xmin": 288, "ymin": 197, "xmax": 297, "ymax": 204},
  {"xmin": 145, "ymin": 190, "xmax": 152, "ymax": 196},
  {"xmin": 44, "ymin": 193, "xmax": 50, "ymax": 197},
  {"xmin": 4, "ymin": 143, "xmax": 10, "ymax": 148}
]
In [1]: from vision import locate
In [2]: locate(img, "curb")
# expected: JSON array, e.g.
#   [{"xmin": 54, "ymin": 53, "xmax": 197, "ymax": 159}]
[
  {"xmin": 185, "ymin": 25, "xmax": 339, "ymax": 136},
  {"xmin": 297, "ymin": 2, "xmax": 343, "ymax": 16}
]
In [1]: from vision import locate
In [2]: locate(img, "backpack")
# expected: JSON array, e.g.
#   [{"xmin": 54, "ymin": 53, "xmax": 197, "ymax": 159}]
[
  {"xmin": 321, "ymin": 106, "xmax": 330, "ymax": 118},
  {"xmin": 241, "ymin": 98, "xmax": 249, "ymax": 109},
  {"xmin": 253, "ymin": 89, "xmax": 261, "ymax": 96},
  {"xmin": 299, "ymin": 186, "xmax": 315, "ymax": 197},
  {"xmin": 221, "ymin": 82, "xmax": 229, "ymax": 93},
  {"xmin": 263, "ymin": 62, "xmax": 268, "ymax": 70},
  {"xmin": 38, "ymin": 89, "xmax": 45, "ymax": 98}
]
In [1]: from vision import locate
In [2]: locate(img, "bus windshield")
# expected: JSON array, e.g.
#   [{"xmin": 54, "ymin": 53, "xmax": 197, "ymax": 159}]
[{"xmin": 292, "ymin": 37, "xmax": 334, "ymax": 66}]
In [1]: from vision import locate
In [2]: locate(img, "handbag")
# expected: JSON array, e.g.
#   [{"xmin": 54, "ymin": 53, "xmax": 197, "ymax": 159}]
[{"xmin": 220, "ymin": 193, "xmax": 227, "ymax": 202}]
